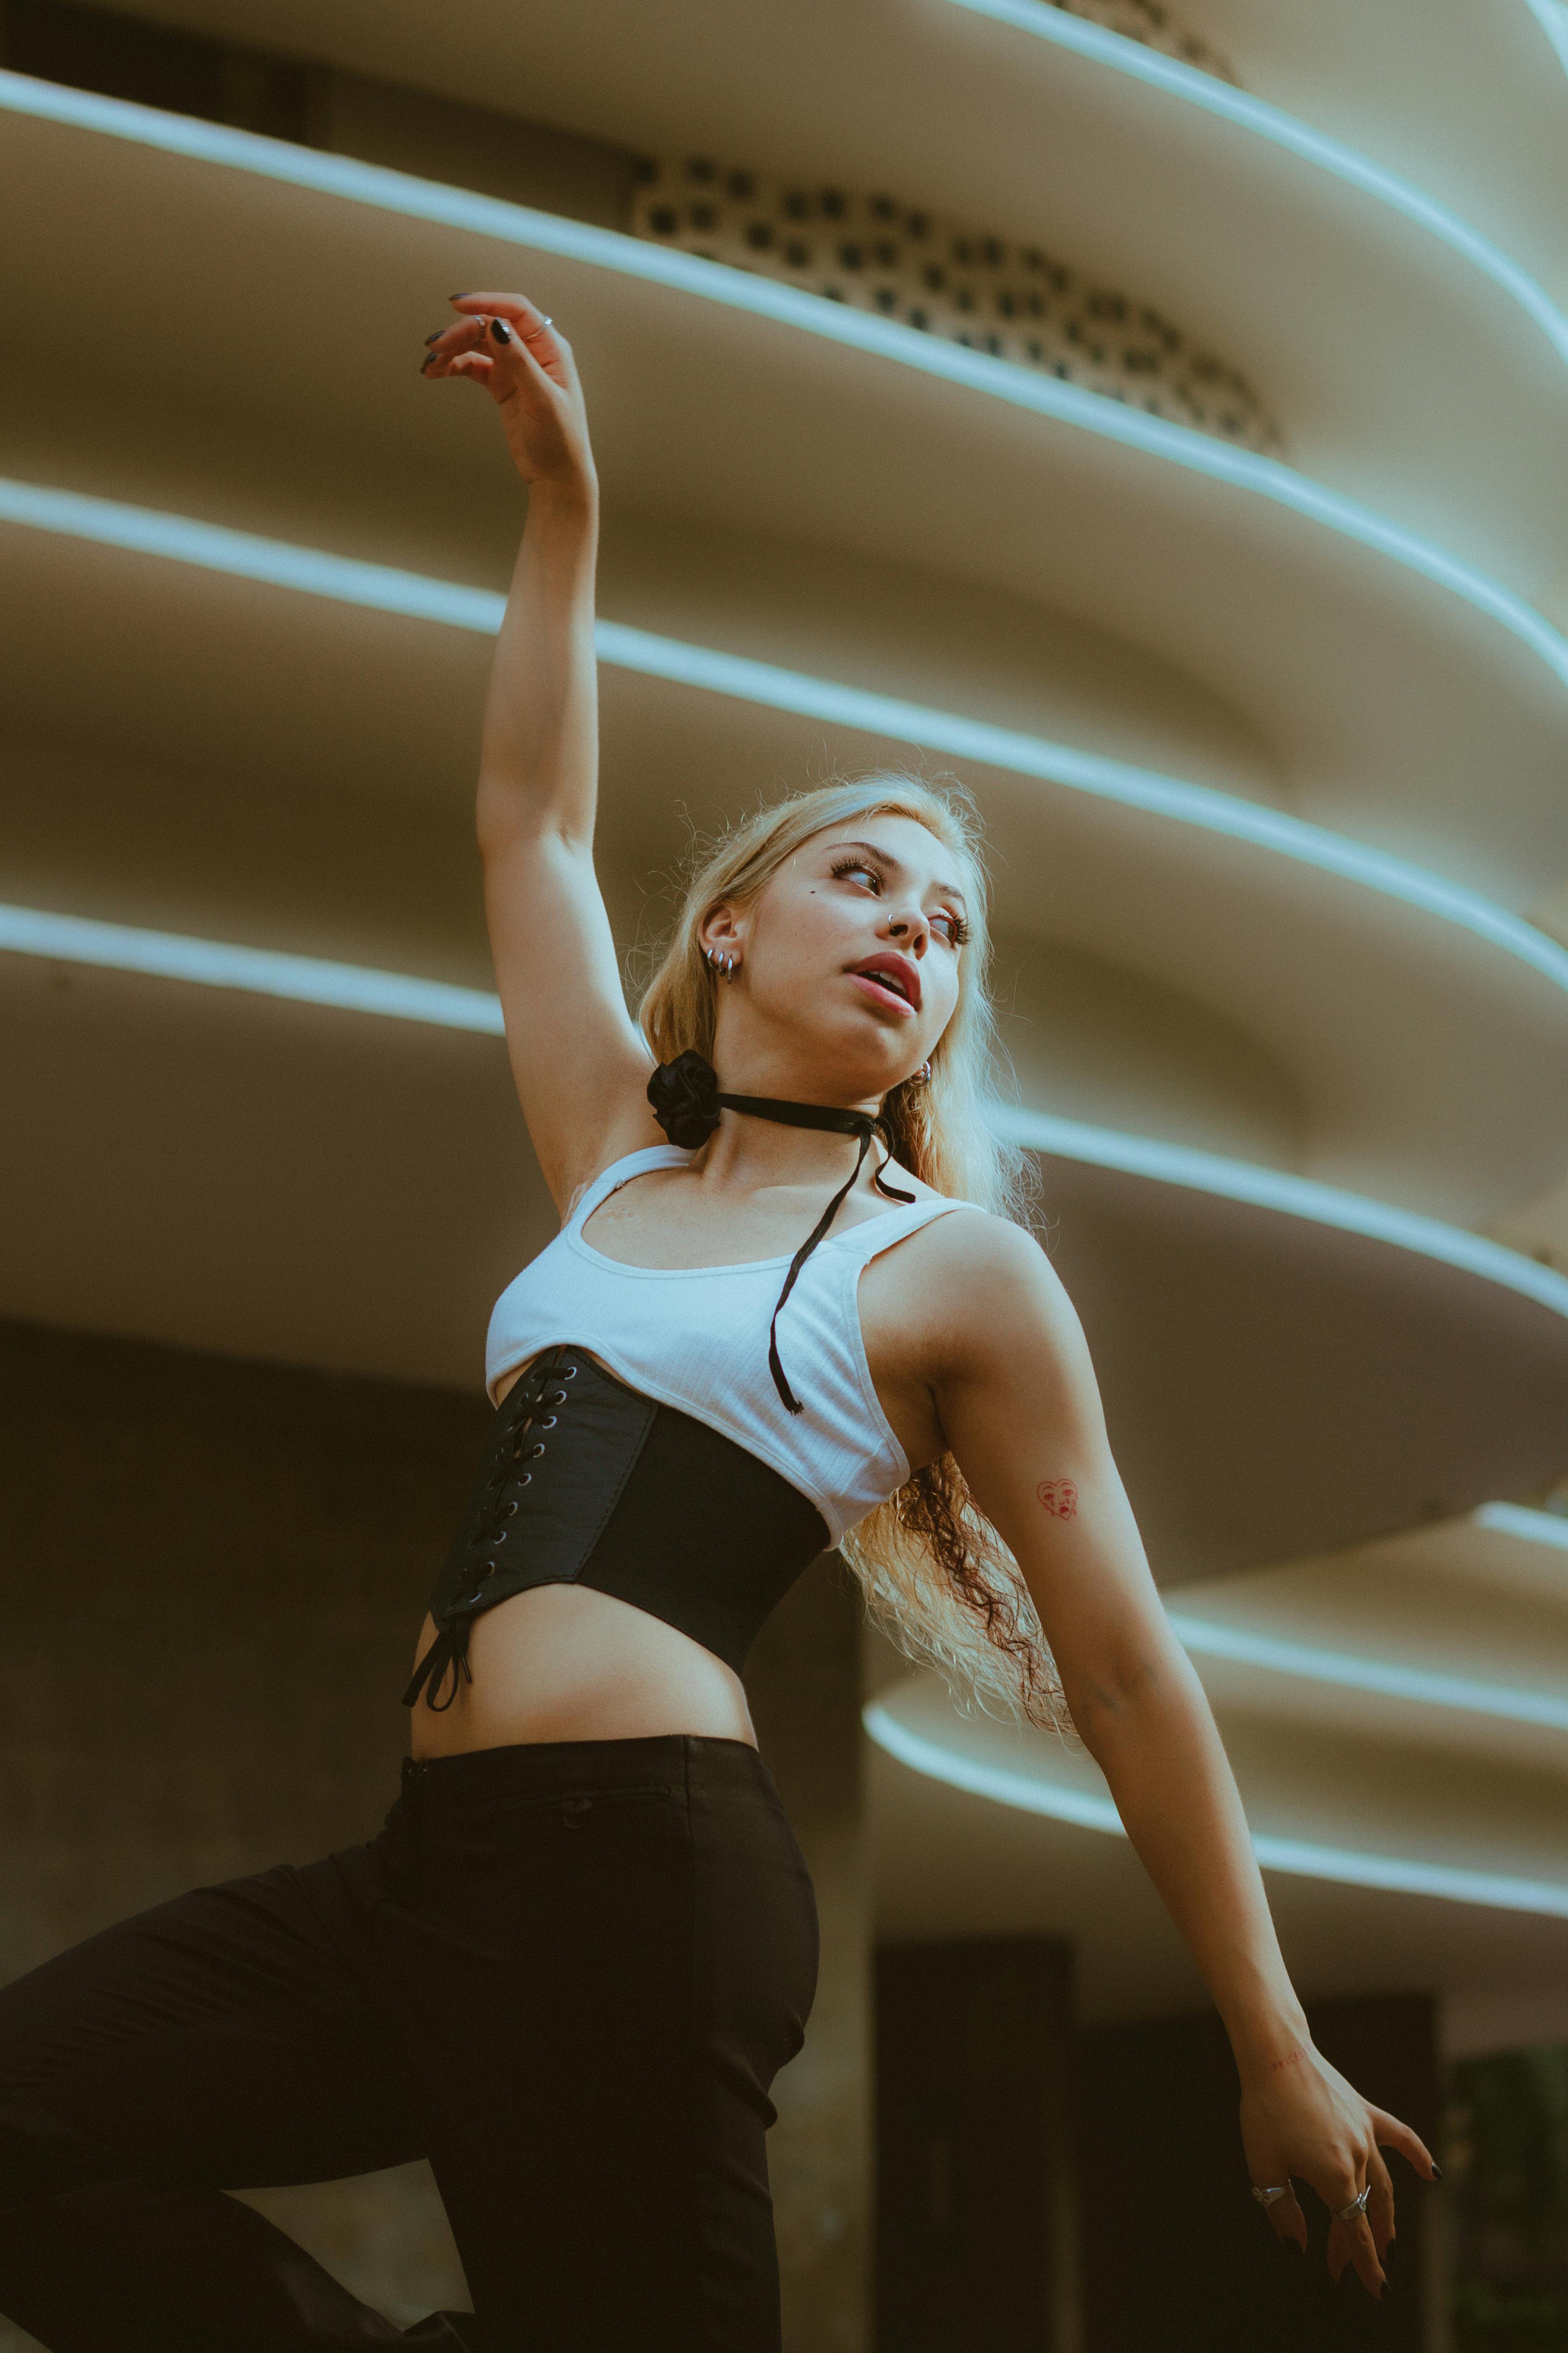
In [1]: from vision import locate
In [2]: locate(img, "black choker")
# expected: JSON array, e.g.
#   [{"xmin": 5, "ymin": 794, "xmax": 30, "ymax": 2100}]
[{"xmin": 647, "ymin": 1050, "xmax": 914, "ymax": 1415}]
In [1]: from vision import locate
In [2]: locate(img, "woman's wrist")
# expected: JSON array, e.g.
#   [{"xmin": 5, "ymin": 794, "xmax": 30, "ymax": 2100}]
[
  {"xmin": 526, "ymin": 468, "xmax": 599, "ymax": 526},
  {"xmin": 1209, "ymin": 1954, "xmax": 1312, "ymax": 2084},
  {"xmin": 1227, "ymin": 2002, "xmax": 1315, "ymax": 2086}
]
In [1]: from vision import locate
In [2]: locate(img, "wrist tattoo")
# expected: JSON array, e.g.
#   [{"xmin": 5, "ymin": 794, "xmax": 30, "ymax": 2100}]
[
  {"xmin": 1036, "ymin": 1478, "xmax": 1078, "ymax": 1520},
  {"xmin": 1270, "ymin": 2048, "xmax": 1305, "ymax": 2074}
]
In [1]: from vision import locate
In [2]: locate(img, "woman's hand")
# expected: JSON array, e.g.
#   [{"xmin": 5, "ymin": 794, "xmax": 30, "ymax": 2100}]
[
  {"xmin": 1239, "ymin": 2039, "xmax": 1438, "ymax": 2296},
  {"xmin": 421, "ymin": 291, "xmax": 596, "ymax": 499}
]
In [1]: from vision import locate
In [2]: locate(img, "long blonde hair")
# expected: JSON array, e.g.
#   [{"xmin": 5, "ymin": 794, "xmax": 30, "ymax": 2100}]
[{"xmin": 638, "ymin": 772, "xmax": 1064, "ymax": 1728}]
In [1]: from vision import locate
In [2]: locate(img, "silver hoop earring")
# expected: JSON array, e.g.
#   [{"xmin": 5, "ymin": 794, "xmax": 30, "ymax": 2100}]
[
  {"xmin": 915, "ymin": 1060, "xmax": 932, "ymax": 1083},
  {"xmin": 705, "ymin": 948, "xmax": 738, "ymax": 978}
]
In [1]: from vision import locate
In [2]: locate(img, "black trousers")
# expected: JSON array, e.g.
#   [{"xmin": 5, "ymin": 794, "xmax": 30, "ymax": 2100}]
[{"xmin": 0, "ymin": 1735, "xmax": 819, "ymax": 2353}]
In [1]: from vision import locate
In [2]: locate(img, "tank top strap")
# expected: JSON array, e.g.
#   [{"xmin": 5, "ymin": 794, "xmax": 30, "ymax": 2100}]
[
  {"xmin": 566, "ymin": 1145, "xmax": 693, "ymax": 1235},
  {"xmin": 826, "ymin": 1193, "xmax": 979, "ymax": 1269}
]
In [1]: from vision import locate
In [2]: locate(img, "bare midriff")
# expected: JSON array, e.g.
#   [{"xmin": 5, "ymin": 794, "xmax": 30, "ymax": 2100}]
[{"xmin": 407, "ymin": 1352, "xmax": 760, "ymax": 1761}]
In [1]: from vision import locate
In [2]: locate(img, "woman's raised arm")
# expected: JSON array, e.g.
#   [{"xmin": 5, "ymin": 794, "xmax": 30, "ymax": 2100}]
[
  {"xmin": 911, "ymin": 1213, "xmax": 1439, "ymax": 2299},
  {"xmin": 424, "ymin": 291, "xmax": 657, "ymax": 1211}
]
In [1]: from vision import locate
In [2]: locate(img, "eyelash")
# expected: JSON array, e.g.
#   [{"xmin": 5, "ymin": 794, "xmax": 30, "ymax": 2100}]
[{"xmin": 829, "ymin": 856, "xmax": 970, "ymax": 947}]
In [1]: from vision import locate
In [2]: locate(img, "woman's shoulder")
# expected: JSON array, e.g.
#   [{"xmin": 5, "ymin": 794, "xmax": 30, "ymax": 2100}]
[
  {"xmin": 894, "ymin": 1198, "xmax": 1075, "ymax": 1317},
  {"xmin": 903, "ymin": 1194, "xmax": 1037, "ymax": 1260}
]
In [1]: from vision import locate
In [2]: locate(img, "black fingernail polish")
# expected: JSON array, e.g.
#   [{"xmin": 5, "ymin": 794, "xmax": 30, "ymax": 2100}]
[
  {"xmin": 1431, "ymin": 2163, "xmax": 1443, "ymax": 2181},
  {"xmin": 448, "ymin": 292, "xmax": 471, "ymax": 300},
  {"xmin": 490, "ymin": 317, "xmax": 512, "ymax": 344},
  {"xmin": 423, "ymin": 330, "xmax": 444, "ymax": 345}
]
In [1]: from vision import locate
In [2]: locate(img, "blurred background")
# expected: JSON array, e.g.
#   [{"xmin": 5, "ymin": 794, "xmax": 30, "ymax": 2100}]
[{"xmin": 2, "ymin": 0, "xmax": 1568, "ymax": 2346}]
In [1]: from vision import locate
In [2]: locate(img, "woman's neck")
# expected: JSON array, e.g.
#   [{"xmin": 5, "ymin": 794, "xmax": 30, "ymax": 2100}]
[{"xmin": 692, "ymin": 1114, "xmax": 878, "ymax": 1199}]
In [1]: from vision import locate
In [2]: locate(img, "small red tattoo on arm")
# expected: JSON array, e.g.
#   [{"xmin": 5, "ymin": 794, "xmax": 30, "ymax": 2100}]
[
  {"xmin": 1036, "ymin": 1479, "xmax": 1078, "ymax": 1520},
  {"xmin": 1270, "ymin": 2048, "xmax": 1305, "ymax": 2074}
]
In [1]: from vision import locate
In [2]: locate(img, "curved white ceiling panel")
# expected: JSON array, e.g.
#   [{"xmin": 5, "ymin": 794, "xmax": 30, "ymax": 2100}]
[
  {"xmin": 867, "ymin": 1679, "xmax": 1568, "ymax": 1917},
  {"xmin": 944, "ymin": 0, "xmax": 1568, "ymax": 353},
  {"xmin": 1162, "ymin": 1507, "xmax": 1568, "ymax": 1768},
  {"xmin": 867, "ymin": 1672, "xmax": 1568, "ymax": 2023},
  {"xmin": 3, "ymin": 81, "xmax": 1567, "ymax": 908},
  {"xmin": 1194, "ymin": 0, "xmax": 1568, "ymax": 308},
  {"xmin": 1011, "ymin": 1137, "xmax": 1568, "ymax": 1579},
  {"xmin": 34, "ymin": 0, "xmax": 1568, "ymax": 583},
  {"xmin": 6, "ymin": 495, "xmax": 1568, "ymax": 1224},
  {"xmin": 10, "ymin": 919, "xmax": 1562, "ymax": 1569}
]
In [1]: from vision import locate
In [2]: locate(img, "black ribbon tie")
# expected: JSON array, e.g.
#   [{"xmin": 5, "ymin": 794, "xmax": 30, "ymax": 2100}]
[{"xmin": 647, "ymin": 1051, "xmax": 914, "ymax": 1415}]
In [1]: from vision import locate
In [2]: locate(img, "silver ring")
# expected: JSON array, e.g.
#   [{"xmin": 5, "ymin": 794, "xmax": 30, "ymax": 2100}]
[
  {"xmin": 1334, "ymin": 2185, "xmax": 1372, "ymax": 2223},
  {"xmin": 1251, "ymin": 2184, "xmax": 1290, "ymax": 2209}
]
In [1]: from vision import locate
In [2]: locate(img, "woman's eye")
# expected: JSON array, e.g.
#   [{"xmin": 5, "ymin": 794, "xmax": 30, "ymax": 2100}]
[{"xmin": 833, "ymin": 860, "xmax": 880, "ymax": 890}]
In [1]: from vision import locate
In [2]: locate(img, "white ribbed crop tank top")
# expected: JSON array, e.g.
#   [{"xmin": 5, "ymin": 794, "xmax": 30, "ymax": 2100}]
[{"xmin": 484, "ymin": 1146, "xmax": 978, "ymax": 1548}]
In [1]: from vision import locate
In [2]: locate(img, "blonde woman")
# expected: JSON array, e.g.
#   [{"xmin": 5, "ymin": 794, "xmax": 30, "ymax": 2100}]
[{"xmin": 0, "ymin": 295, "xmax": 1435, "ymax": 2353}]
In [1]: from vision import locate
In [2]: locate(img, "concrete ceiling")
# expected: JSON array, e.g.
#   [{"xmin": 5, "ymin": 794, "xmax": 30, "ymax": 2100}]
[
  {"xmin": 50, "ymin": 0, "xmax": 1568, "ymax": 590},
  {"xmin": 869, "ymin": 1647, "xmax": 1568, "ymax": 2044},
  {"xmin": 8, "ymin": 512, "xmax": 1568, "ymax": 1227},
  {"xmin": 6, "ymin": 95, "xmax": 1564, "ymax": 918},
  {"xmin": 6, "ymin": 0, "xmax": 1568, "ymax": 2021},
  {"xmin": 11, "ymin": 941, "xmax": 1565, "ymax": 1571},
  {"xmin": 1197, "ymin": 0, "xmax": 1568, "ymax": 305}
]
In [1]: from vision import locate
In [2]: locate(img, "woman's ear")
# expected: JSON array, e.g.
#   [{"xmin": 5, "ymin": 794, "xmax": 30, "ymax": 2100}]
[{"xmin": 700, "ymin": 902, "xmax": 744, "ymax": 962}]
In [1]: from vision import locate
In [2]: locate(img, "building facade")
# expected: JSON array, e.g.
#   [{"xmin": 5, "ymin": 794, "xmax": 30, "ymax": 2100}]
[{"xmin": 3, "ymin": 1, "xmax": 1568, "ymax": 2345}]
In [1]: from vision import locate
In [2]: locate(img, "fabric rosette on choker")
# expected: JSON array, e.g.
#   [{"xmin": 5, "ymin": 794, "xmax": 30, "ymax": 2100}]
[{"xmin": 646, "ymin": 1049, "xmax": 724, "ymax": 1149}]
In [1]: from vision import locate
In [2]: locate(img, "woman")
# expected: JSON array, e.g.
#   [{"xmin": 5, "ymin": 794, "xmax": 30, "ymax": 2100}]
[{"xmin": 0, "ymin": 292, "xmax": 1434, "ymax": 2352}]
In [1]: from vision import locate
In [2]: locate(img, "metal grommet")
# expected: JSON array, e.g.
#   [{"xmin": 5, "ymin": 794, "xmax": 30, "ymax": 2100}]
[
  {"xmin": 516, "ymin": 1471, "xmax": 532, "ymax": 1488},
  {"xmin": 529, "ymin": 1442, "xmax": 546, "ymax": 1459},
  {"xmin": 562, "ymin": 1364, "xmax": 578, "ymax": 1378},
  {"xmin": 539, "ymin": 1415, "xmax": 557, "ymax": 1429}
]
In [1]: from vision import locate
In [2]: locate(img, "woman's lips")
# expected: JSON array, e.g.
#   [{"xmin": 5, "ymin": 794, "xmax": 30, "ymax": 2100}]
[{"xmin": 849, "ymin": 971, "xmax": 918, "ymax": 1018}]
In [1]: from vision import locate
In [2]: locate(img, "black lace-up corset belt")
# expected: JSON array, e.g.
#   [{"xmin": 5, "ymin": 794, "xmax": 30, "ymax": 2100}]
[{"xmin": 404, "ymin": 1347, "xmax": 833, "ymax": 1711}]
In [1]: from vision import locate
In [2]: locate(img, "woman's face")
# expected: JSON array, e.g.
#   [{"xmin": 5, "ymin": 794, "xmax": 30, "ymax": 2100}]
[{"xmin": 701, "ymin": 813, "xmax": 971, "ymax": 1102}]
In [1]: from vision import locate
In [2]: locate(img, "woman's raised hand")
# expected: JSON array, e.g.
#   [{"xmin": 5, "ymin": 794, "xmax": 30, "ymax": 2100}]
[
  {"xmin": 1239, "ymin": 2039, "xmax": 1438, "ymax": 2297},
  {"xmin": 421, "ymin": 292, "xmax": 595, "ymax": 497}
]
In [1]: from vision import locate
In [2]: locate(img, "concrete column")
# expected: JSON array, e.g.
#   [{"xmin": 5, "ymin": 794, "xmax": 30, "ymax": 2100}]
[{"xmin": 874, "ymin": 1934, "xmax": 1078, "ymax": 2353}]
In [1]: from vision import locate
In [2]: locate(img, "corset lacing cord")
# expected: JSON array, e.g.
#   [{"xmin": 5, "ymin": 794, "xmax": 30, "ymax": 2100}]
[
  {"xmin": 402, "ymin": 1349, "xmax": 574, "ymax": 1711},
  {"xmin": 402, "ymin": 1622, "xmax": 469, "ymax": 1715},
  {"xmin": 647, "ymin": 1052, "xmax": 915, "ymax": 1415}
]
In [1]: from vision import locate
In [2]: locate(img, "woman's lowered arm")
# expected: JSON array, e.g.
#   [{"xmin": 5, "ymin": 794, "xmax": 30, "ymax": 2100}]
[{"xmin": 922, "ymin": 1213, "xmax": 1437, "ymax": 2298}]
